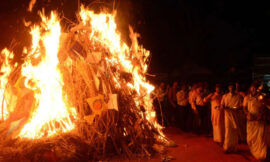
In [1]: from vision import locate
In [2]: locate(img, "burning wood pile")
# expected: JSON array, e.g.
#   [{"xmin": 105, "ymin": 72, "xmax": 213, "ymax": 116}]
[{"xmin": 0, "ymin": 4, "xmax": 166, "ymax": 162}]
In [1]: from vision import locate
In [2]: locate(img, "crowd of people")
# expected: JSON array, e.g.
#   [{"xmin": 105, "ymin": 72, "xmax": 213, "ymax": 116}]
[{"xmin": 154, "ymin": 81, "xmax": 270, "ymax": 161}]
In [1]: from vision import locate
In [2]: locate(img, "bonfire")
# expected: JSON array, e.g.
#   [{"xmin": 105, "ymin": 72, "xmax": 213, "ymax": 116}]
[{"xmin": 0, "ymin": 1, "xmax": 167, "ymax": 161}]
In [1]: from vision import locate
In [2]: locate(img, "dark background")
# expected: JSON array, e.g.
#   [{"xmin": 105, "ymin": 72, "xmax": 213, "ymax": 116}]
[{"xmin": 0, "ymin": 0, "xmax": 269, "ymax": 83}]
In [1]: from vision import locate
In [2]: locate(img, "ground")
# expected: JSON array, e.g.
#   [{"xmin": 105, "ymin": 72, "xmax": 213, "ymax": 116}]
[{"xmin": 148, "ymin": 127, "xmax": 258, "ymax": 162}]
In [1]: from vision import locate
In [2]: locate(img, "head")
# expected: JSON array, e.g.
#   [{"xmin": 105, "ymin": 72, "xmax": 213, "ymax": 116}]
[
  {"xmin": 215, "ymin": 84, "xmax": 221, "ymax": 94},
  {"xmin": 159, "ymin": 82, "xmax": 165, "ymax": 89},
  {"xmin": 181, "ymin": 84, "xmax": 187, "ymax": 91},
  {"xmin": 196, "ymin": 86, "xmax": 203, "ymax": 94},
  {"xmin": 235, "ymin": 82, "xmax": 240, "ymax": 91},
  {"xmin": 228, "ymin": 83, "xmax": 235, "ymax": 93},
  {"xmin": 192, "ymin": 83, "xmax": 197, "ymax": 90},
  {"xmin": 249, "ymin": 82, "xmax": 261, "ymax": 96},
  {"xmin": 203, "ymin": 82, "xmax": 209, "ymax": 89},
  {"xmin": 249, "ymin": 85, "xmax": 257, "ymax": 96},
  {"xmin": 172, "ymin": 81, "xmax": 178, "ymax": 89}
]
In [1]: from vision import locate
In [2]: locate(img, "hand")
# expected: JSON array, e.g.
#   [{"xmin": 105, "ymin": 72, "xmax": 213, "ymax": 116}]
[
  {"xmin": 215, "ymin": 106, "xmax": 220, "ymax": 109},
  {"xmin": 222, "ymin": 106, "xmax": 228, "ymax": 109},
  {"xmin": 247, "ymin": 113, "xmax": 253, "ymax": 121},
  {"xmin": 234, "ymin": 107, "xmax": 242, "ymax": 110},
  {"xmin": 247, "ymin": 113, "xmax": 257, "ymax": 121}
]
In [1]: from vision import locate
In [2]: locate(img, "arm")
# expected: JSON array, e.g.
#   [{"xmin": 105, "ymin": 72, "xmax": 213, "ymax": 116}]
[
  {"xmin": 176, "ymin": 92, "xmax": 181, "ymax": 104},
  {"xmin": 261, "ymin": 97, "xmax": 270, "ymax": 110},
  {"xmin": 203, "ymin": 93, "xmax": 213, "ymax": 103},
  {"xmin": 242, "ymin": 96, "xmax": 248, "ymax": 115},
  {"xmin": 220, "ymin": 95, "xmax": 226, "ymax": 109},
  {"xmin": 159, "ymin": 91, "xmax": 166, "ymax": 98},
  {"xmin": 191, "ymin": 95, "xmax": 198, "ymax": 113}
]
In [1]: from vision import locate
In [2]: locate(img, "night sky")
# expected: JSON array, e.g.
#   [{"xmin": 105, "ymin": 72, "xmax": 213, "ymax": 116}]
[{"xmin": 0, "ymin": 0, "xmax": 269, "ymax": 82}]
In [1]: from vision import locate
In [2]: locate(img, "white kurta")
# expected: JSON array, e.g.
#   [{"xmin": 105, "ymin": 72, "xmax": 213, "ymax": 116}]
[
  {"xmin": 176, "ymin": 90, "xmax": 188, "ymax": 106},
  {"xmin": 243, "ymin": 95, "xmax": 267, "ymax": 160},
  {"xmin": 221, "ymin": 93, "xmax": 243, "ymax": 152},
  {"xmin": 206, "ymin": 92, "xmax": 224, "ymax": 143}
]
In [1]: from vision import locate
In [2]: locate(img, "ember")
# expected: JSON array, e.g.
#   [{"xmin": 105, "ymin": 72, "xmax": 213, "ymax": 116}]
[{"xmin": 0, "ymin": 2, "xmax": 165, "ymax": 161}]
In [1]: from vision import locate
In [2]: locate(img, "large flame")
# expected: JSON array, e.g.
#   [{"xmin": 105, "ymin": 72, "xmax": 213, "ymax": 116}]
[
  {"xmin": 0, "ymin": 49, "xmax": 15, "ymax": 121},
  {"xmin": 18, "ymin": 12, "xmax": 76, "ymax": 138},
  {"xmin": 79, "ymin": 7, "xmax": 159, "ymax": 129},
  {"xmin": 1, "ymin": 6, "xmax": 162, "ymax": 139}
]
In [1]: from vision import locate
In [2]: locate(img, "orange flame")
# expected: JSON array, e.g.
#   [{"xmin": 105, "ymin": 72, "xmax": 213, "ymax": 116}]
[
  {"xmin": 18, "ymin": 12, "xmax": 76, "ymax": 139},
  {"xmin": 79, "ymin": 7, "xmax": 161, "ymax": 132},
  {"xmin": 1, "ymin": 6, "xmax": 163, "ymax": 139},
  {"xmin": 0, "ymin": 49, "xmax": 15, "ymax": 121},
  {"xmin": 28, "ymin": 0, "xmax": 37, "ymax": 12}
]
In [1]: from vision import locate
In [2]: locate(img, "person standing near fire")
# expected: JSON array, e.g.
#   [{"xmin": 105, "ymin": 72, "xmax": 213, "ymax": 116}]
[
  {"xmin": 235, "ymin": 82, "xmax": 247, "ymax": 143},
  {"xmin": 190, "ymin": 83, "xmax": 207, "ymax": 134},
  {"xmin": 221, "ymin": 83, "xmax": 243, "ymax": 153},
  {"xmin": 155, "ymin": 82, "xmax": 169, "ymax": 126},
  {"xmin": 204, "ymin": 84, "xmax": 224, "ymax": 145},
  {"xmin": 176, "ymin": 83, "xmax": 189, "ymax": 131},
  {"xmin": 243, "ymin": 83, "xmax": 267, "ymax": 160}
]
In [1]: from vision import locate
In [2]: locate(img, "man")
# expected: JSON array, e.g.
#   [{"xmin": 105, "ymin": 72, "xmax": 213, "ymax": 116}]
[
  {"xmin": 235, "ymin": 82, "xmax": 247, "ymax": 143},
  {"xmin": 155, "ymin": 82, "xmax": 169, "ymax": 126},
  {"xmin": 156, "ymin": 83, "xmax": 165, "ymax": 101},
  {"xmin": 221, "ymin": 83, "xmax": 243, "ymax": 153},
  {"xmin": 204, "ymin": 84, "xmax": 224, "ymax": 145},
  {"xmin": 191, "ymin": 83, "xmax": 207, "ymax": 134},
  {"xmin": 169, "ymin": 82, "xmax": 178, "ymax": 108},
  {"xmin": 243, "ymin": 84, "xmax": 267, "ymax": 160},
  {"xmin": 176, "ymin": 84, "xmax": 189, "ymax": 131}
]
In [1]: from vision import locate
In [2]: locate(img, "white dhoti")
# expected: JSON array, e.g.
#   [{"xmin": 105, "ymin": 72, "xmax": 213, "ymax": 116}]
[
  {"xmin": 212, "ymin": 108, "xmax": 224, "ymax": 143},
  {"xmin": 223, "ymin": 109, "xmax": 239, "ymax": 152},
  {"xmin": 247, "ymin": 121, "xmax": 267, "ymax": 160},
  {"xmin": 213, "ymin": 124, "xmax": 224, "ymax": 143}
]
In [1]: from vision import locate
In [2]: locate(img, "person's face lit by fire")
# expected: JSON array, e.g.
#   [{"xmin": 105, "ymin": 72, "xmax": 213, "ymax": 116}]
[
  {"xmin": 181, "ymin": 85, "xmax": 187, "ymax": 91},
  {"xmin": 216, "ymin": 87, "xmax": 221, "ymax": 94},
  {"xmin": 160, "ymin": 82, "xmax": 165, "ymax": 89},
  {"xmin": 250, "ymin": 86, "xmax": 256, "ymax": 96},
  {"xmin": 235, "ymin": 83, "xmax": 239, "ymax": 91},
  {"xmin": 196, "ymin": 87, "xmax": 203, "ymax": 94},
  {"xmin": 172, "ymin": 82, "xmax": 178, "ymax": 89},
  {"xmin": 228, "ymin": 85, "xmax": 235, "ymax": 94}
]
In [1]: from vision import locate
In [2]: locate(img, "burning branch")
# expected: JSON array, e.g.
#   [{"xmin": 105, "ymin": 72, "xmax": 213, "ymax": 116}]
[{"xmin": 0, "ymin": 3, "xmax": 167, "ymax": 161}]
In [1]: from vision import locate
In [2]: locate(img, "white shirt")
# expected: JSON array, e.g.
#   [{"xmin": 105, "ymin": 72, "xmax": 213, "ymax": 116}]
[
  {"xmin": 176, "ymin": 90, "xmax": 188, "ymax": 106},
  {"xmin": 156, "ymin": 87, "xmax": 166, "ymax": 102},
  {"xmin": 243, "ymin": 95, "xmax": 264, "ymax": 116},
  {"xmin": 221, "ymin": 93, "xmax": 243, "ymax": 109}
]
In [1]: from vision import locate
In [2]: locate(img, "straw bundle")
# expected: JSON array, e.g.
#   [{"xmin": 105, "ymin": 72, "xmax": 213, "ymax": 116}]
[{"xmin": 0, "ymin": 15, "xmax": 162, "ymax": 161}]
